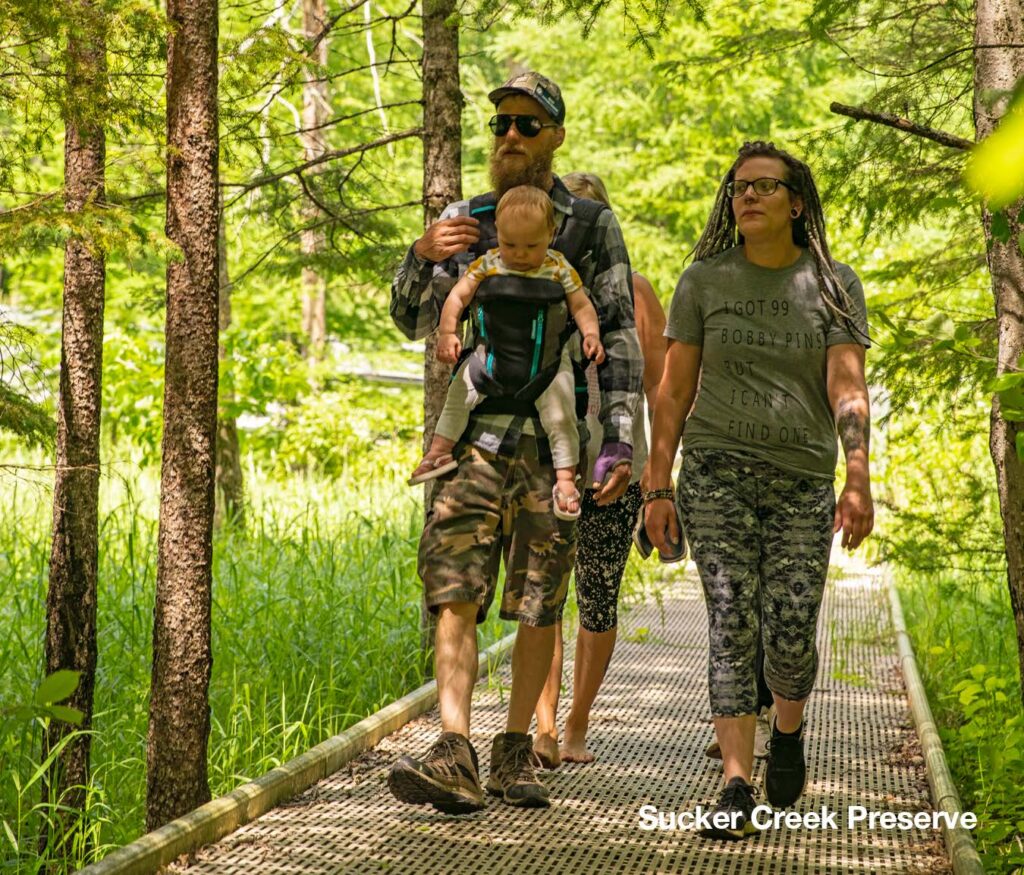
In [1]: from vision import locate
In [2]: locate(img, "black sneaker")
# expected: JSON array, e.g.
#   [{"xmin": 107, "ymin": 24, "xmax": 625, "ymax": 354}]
[
  {"xmin": 485, "ymin": 732, "xmax": 550, "ymax": 808},
  {"xmin": 388, "ymin": 731, "xmax": 485, "ymax": 814},
  {"xmin": 764, "ymin": 720, "xmax": 807, "ymax": 808},
  {"xmin": 700, "ymin": 776, "xmax": 759, "ymax": 840}
]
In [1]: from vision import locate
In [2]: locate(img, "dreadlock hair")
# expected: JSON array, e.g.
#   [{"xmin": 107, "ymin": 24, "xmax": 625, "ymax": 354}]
[{"xmin": 691, "ymin": 140, "xmax": 868, "ymax": 344}]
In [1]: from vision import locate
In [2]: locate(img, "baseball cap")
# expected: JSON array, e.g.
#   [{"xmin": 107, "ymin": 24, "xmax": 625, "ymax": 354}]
[{"xmin": 488, "ymin": 72, "xmax": 565, "ymax": 125}]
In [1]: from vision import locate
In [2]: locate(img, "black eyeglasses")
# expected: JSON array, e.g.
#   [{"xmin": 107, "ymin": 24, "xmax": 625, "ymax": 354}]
[
  {"xmin": 488, "ymin": 114, "xmax": 559, "ymax": 138},
  {"xmin": 726, "ymin": 177, "xmax": 798, "ymax": 198}
]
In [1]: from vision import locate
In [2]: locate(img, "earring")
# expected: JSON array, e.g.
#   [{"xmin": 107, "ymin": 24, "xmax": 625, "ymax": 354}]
[{"xmin": 790, "ymin": 208, "xmax": 800, "ymax": 218}]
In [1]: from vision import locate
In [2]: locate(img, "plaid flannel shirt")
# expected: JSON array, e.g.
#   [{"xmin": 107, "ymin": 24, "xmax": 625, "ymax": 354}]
[{"xmin": 390, "ymin": 176, "xmax": 643, "ymax": 461}]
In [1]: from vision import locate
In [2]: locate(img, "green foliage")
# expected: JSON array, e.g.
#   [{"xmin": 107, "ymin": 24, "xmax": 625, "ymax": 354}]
[
  {"xmin": 0, "ymin": 461, "xmax": 514, "ymax": 870},
  {"xmin": 966, "ymin": 80, "xmax": 1024, "ymax": 210},
  {"xmin": 903, "ymin": 571, "xmax": 1024, "ymax": 871},
  {"xmin": 0, "ymin": 671, "xmax": 83, "ymax": 728},
  {"xmin": 0, "ymin": 383, "xmax": 54, "ymax": 448}
]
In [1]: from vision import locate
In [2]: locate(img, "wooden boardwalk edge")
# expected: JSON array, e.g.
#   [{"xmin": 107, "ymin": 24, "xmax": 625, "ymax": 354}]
[
  {"xmin": 886, "ymin": 573, "xmax": 983, "ymax": 875},
  {"xmin": 76, "ymin": 633, "xmax": 517, "ymax": 875}
]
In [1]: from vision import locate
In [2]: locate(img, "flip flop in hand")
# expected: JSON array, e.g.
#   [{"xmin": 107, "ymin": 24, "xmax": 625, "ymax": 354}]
[{"xmin": 408, "ymin": 453, "xmax": 459, "ymax": 486}]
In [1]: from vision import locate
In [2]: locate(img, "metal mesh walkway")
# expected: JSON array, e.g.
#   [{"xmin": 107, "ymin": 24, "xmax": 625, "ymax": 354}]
[{"xmin": 176, "ymin": 567, "xmax": 950, "ymax": 874}]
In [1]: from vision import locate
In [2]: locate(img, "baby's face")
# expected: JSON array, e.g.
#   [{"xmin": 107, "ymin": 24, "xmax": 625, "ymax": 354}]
[{"xmin": 496, "ymin": 211, "xmax": 553, "ymax": 272}]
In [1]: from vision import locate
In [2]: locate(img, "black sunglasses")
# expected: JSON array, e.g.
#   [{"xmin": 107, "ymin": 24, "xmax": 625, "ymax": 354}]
[
  {"xmin": 488, "ymin": 114, "xmax": 560, "ymax": 138},
  {"xmin": 726, "ymin": 177, "xmax": 798, "ymax": 198}
]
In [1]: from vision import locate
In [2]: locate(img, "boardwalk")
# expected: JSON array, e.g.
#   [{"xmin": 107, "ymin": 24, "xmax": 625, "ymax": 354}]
[{"xmin": 174, "ymin": 566, "xmax": 951, "ymax": 874}]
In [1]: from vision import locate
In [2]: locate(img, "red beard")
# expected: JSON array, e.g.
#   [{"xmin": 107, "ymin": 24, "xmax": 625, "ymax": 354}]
[{"xmin": 489, "ymin": 143, "xmax": 555, "ymax": 197}]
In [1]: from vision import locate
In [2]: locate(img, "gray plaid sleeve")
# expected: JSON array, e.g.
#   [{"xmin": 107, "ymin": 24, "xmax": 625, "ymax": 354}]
[
  {"xmin": 590, "ymin": 210, "xmax": 643, "ymax": 446},
  {"xmin": 389, "ymin": 202, "xmax": 463, "ymax": 340}
]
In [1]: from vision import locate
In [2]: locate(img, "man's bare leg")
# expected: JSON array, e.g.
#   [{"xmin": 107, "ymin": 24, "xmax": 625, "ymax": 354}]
[
  {"xmin": 388, "ymin": 600, "xmax": 484, "ymax": 813},
  {"xmin": 435, "ymin": 602, "xmax": 479, "ymax": 737},
  {"xmin": 533, "ymin": 620, "xmax": 563, "ymax": 767},
  {"xmin": 561, "ymin": 625, "xmax": 616, "ymax": 762},
  {"xmin": 506, "ymin": 622, "xmax": 557, "ymax": 734}
]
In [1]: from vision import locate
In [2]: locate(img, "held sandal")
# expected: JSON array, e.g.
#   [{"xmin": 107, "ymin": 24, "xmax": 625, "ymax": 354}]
[
  {"xmin": 407, "ymin": 453, "xmax": 459, "ymax": 486},
  {"xmin": 551, "ymin": 482, "xmax": 582, "ymax": 521}
]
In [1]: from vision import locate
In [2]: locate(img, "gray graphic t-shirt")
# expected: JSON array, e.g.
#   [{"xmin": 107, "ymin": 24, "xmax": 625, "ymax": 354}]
[{"xmin": 665, "ymin": 246, "xmax": 869, "ymax": 480}]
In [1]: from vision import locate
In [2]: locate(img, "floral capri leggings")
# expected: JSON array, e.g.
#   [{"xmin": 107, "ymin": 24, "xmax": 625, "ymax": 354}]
[
  {"xmin": 560, "ymin": 481, "xmax": 643, "ymax": 633},
  {"xmin": 677, "ymin": 448, "xmax": 836, "ymax": 717}
]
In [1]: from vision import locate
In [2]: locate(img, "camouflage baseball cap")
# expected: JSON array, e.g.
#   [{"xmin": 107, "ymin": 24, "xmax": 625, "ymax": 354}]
[{"xmin": 488, "ymin": 72, "xmax": 565, "ymax": 125}]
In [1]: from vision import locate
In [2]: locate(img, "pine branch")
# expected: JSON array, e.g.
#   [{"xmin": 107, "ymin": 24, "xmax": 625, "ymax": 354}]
[
  {"xmin": 222, "ymin": 127, "xmax": 423, "ymax": 203},
  {"xmin": 0, "ymin": 384, "xmax": 54, "ymax": 448},
  {"xmin": 829, "ymin": 102, "xmax": 974, "ymax": 150}
]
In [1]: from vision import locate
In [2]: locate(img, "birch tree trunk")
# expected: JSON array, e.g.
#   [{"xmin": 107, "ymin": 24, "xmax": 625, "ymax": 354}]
[
  {"xmin": 301, "ymin": 0, "xmax": 328, "ymax": 358},
  {"xmin": 42, "ymin": 0, "xmax": 106, "ymax": 850},
  {"xmin": 146, "ymin": 0, "xmax": 219, "ymax": 830},
  {"xmin": 974, "ymin": 0, "xmax": 1024, "ymax": 707}
]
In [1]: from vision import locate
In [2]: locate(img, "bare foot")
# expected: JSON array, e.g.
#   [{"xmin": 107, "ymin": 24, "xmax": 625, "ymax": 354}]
[
  {"xmin": 560, "ymin": 721, "xmax": 595, "ymax": 763},
  {"xmin": 533, "ymin": 731, "xmax": 561, "ymax": 769}
]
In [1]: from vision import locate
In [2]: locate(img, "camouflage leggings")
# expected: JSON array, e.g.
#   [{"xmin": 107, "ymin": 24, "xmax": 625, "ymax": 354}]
[{"xmin": 677, "ymin": 448, "xmax": 835, "ymax": 717}]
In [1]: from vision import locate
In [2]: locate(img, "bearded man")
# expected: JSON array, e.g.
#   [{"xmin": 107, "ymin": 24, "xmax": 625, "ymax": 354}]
[{"xmin": 387, "ymin": 72, "xmax": 643, "ymax": 813}]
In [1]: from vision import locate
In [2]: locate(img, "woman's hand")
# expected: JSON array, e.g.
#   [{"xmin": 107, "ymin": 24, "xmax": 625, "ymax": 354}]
[
  {"xmin": 833, "ymin": 482, "xmax": 874, "ymax": 550},
  {"xmin": 436, "ymin": 332, "xmax": 462, "ymax": 364},
  {"xmin": 644, "ymin": 497, "xmax": 680, "ymax": 554}
]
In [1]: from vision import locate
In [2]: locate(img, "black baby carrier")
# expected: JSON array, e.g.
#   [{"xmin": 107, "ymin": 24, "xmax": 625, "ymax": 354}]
[{"xmin": 460, "ymin": 189, "xmax": 608, "ymax": 419}]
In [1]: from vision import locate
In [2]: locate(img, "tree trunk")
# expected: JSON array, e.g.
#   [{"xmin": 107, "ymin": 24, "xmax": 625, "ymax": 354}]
[
  {"xmin": 301, "ymin": 0, "xmax": 328, "ymax": 358},
  {"xmin": 146, "ymin": 0, "xmax": 219, "ymax": 831},
  {"xmin": 419, "ymin": 0, "xmax": 462, "ymax": 654},
  {"xmin": 42, "ymin": 0, "xmax": 106, "ymax": 852},
  {"xmin": 974, "ymin": 0, "xmax": 1024, "ymax": 708},
  {"xmin": 215, "ymin": 201, "xmax": 244, "ymax": 527}
]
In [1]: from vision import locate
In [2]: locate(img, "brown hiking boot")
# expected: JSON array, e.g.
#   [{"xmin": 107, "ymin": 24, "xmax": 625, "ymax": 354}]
[
  {"xmin": 485, "ymin": 732, "xmax": 550, "ymax": 808},
  {"xmin": 387, "ymin": 731, "xmax": 485, "ymax": 814}
]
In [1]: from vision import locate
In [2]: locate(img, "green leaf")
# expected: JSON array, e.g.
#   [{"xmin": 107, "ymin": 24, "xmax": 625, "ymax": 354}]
[
  {"xmin": 991, "ymin": 211, "xmax": 1012, "ymax": 243},
  {"xmin": 997, "ymin": 386, "xmax": 1024, "ymax": 410},
  {"xmin": 33, "ymin": 670, "xmax": 80, "ymax": 706},
  {"xmin": 990, "ymin": 373, "xmax": 1024, "ymax": 393},
  {"xmin": 47, "ymin": 705, "xmax": 84, "ymax": 726},
  {"xmin": 965, "ymin": 93, "xmax": 1024, "ymax": 209},
  {"xmin": 959, "ymin": 682, "xmax": 983, "ymax": 705},
  {"xmin": 1016, "ymin": 431, "xmax": 1024, "ymax": 461},
  {"xmin": 953, "ymin": 324, "xmax": 973, "ymax": 342},
  {"xmin": 2, "ymin": 820, "xmax": 17, "ymax": 854}
]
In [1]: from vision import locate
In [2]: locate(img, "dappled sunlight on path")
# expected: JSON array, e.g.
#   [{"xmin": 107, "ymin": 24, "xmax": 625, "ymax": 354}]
[{"xmin": 175, "ymin": 558, "xmax": 950, "ymax": 873}]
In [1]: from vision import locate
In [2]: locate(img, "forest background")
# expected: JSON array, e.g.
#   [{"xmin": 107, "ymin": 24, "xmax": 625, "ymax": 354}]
[{"xmin": 1, "ymin": 0, "xmax": 1023, "ymax": 871}]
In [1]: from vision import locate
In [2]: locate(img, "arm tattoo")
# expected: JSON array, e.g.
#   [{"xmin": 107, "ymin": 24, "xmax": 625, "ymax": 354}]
[{"xmin": 836, "ymin": 400, "xmax": 869, "ymax": 455}]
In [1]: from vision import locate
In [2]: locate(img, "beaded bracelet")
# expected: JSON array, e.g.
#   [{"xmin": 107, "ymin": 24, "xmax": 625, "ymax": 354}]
[{"xmin": 643, "ymin": 488, "xmax": 675, "ymax": 504}]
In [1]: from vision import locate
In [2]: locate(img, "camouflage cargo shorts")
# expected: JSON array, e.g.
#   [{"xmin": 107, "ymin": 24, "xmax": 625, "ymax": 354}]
[
  {"xmin": 677, "ymin": 448, "xmax": 836, "ymax": 717},
  {"xmin": 418, "ymin": 434, "xmax": 576, "ymax": 627}
]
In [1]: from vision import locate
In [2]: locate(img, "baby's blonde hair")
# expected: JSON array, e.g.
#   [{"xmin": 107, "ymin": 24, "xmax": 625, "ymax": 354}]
[{"xmin": 495, "ymin": 185, "xmax": 556, "ymax": 231}]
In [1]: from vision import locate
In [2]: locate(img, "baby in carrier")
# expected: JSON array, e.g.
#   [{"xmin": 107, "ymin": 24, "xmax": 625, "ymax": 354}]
[{"xmin": 408, "ymin": 185, "xmax": 605, "ymax": 520}]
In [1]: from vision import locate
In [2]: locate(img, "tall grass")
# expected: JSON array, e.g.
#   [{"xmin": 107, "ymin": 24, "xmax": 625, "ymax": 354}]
[
  {"xmin": 897, "ymin": 568, "xmax": 1024, "ymax": 872},
  {"xmin": 0, "ymin": 456, "xmax": 512, "ymax": 871}
]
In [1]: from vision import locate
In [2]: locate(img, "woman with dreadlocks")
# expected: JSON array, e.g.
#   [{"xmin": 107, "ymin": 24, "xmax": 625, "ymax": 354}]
[{"xmin": 643, "ymin": 141, "xmax": 873, "ymax": 840}]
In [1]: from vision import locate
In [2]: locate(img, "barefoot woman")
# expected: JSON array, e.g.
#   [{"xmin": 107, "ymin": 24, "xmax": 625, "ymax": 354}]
[{"xmin": 533, "ymin": 171, "xmax": 668, "ymax": 766}]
